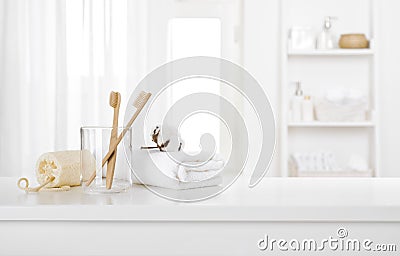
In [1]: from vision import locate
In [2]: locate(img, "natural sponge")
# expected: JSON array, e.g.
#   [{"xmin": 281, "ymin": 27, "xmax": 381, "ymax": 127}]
[{"xmin": 36, "ymin": 150, "xmax": 95, "ymax": 188}]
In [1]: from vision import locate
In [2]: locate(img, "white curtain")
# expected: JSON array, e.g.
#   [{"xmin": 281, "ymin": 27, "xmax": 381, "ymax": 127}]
[{"xmin": 0, "ymin": 0, "xmax": 147, "ymax": 176}]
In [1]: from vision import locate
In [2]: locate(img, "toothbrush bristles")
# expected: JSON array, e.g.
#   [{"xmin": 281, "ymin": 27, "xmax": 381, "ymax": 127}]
[
  {"xmin": 109, "ymin": 91, "xmax": 119, "ymax": 108},
  {"xmin": 133, "ymin": 91, "xmax": 151, "ymax": 108}
]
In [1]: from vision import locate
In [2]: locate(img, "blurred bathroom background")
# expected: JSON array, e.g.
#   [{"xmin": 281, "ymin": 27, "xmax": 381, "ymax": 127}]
[{"xmin": 0, "ymin": 0, "xmax": 399, "ymax": 178}]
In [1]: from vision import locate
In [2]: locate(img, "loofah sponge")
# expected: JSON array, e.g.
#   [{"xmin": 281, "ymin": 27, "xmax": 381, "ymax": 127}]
[
  {"xmin": 36, "ymin": 150, "xmax": 96, "ymax": 188},
  {"xmin": 18, "ymin": 150, "xmax": 96, "ymax": 192}
]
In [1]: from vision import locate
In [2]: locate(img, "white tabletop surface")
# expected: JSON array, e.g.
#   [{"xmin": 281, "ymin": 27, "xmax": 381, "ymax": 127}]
[{"xmin": 1, "ymin": 177, "xmax": 400, "ymax": 222}]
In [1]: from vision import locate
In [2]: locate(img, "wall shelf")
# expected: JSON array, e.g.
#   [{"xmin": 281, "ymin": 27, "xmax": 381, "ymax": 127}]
[
  {"xmin": 294, "ymin": 170, "xmax": 373, "ymax": 177},
  {"xmin": 280, "ymin": 0, "xmax": 379, "ymax": 178},
  {"xmin": 288, "ymin": 122, "xmax": 375, "ymax": 128},
  {"xmin": 288, "ymin": 49, "xmax": 374, "ymax": 56}
]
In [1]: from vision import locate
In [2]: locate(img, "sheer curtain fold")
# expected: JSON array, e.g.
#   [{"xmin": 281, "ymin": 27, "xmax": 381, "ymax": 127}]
[
  {"xmin": 0, "ymin": 0, "xmax": 57, "ymax": 176},
  {"xmin": 0, "ymin": 0, "xmax": 147, "ymax": 176}
]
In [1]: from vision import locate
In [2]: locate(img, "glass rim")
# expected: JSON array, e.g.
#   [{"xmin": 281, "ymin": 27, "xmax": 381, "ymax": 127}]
[{"xmin": 80, "ymin": 126, "xmax": 132, "ymax": 129}]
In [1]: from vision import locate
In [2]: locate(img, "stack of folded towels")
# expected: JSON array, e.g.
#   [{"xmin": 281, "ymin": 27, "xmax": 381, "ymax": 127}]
[
  {"xmin": 131, "ymin": 126, "xmax": 225, "ymax": 190},
  {"xmin": 290, "ymin": 152, "xmax": 341, "ymax": 172},
  {"xmin": 315, "ymin": 88, "xmax": 367, "ymax": 122}
]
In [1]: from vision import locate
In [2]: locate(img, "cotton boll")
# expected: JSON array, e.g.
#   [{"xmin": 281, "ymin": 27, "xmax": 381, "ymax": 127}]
[{"xmin": 152, "ymin": 125, "xmax": 184, "ymax": 152}]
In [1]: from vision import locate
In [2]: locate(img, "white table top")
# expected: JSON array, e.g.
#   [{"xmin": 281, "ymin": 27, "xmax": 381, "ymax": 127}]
[{"xmin": 1, "ymin": 177, "xmax": 399, "ymax": 222}]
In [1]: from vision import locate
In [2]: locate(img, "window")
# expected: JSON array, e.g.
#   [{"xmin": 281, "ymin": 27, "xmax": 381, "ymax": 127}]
[{"xmin": 168, "ymin": 18, "xmax": 222, "ymax": 153}]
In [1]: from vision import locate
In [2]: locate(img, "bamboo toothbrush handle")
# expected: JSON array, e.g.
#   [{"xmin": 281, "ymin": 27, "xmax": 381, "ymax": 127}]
[
  {"xmin": 85, "ymin": 100, "xmax": 148, "ymax": 186},
  {"xmin": 106, "ymin": 100, "xmax": 120, "ymax": 189},
  {"xmin": 102, "ymin": 105, "xmax": 142, "ymax": 164}
]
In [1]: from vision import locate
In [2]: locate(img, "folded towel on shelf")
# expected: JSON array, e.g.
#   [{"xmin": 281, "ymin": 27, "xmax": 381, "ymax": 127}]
[
  {"xmin": 131, "ymin": 150, "xmax": 224, "ymax": 190},
  {"xmin": 324, "ymin": 88, "xmax": 366, "ymax": 105},
  {"xmin": 347, "ymin": 154, "xmax": 369, "ymax": 171},
  {"xmin": 315, "ymin": 88, "xmax": 368, "ymax": 122},
  {"xmin": 176, "ymin": 159, "xmax": 224, "ymax": 182},
  {"xmin": 290, "ymin": 152, "xmax": 341, "ymax": 172}
]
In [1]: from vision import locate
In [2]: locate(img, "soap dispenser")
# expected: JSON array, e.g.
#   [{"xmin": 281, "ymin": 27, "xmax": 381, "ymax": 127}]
[
  {"xmin": 316, "ymin": 16, "xmax": 338, "ymax": 49},
  {"xmin": 291, "ymin": 81, "xmax": 303, "ymax": 122}
]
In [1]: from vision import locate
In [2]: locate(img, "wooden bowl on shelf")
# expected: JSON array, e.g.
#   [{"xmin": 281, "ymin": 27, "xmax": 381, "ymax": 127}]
[{"xmin": 339, "ymin": 34, "xmax": 369, "ymax": 49}]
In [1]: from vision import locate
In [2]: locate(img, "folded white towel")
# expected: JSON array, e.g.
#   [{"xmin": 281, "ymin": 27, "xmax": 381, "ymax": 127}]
[
  {"xmin": 176, "ymin": 159, "xmax": 224, "ymax": 182},
  {"xmin": 325, "ymin": 89, "xmax": 345, "ymax": 104},
  {"xmin": 291, "ymin": 152, "xmax": 342, "ymax": 172},
  {"xmin": 131, "ymin": 150, "xmax": 224, "ymax": 189},
  {"xmin": 324, "ymin": 88, "xmax": 366, "ymax": 105}
]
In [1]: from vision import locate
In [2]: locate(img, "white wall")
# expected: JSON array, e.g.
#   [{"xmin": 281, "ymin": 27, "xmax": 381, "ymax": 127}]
[
  {"xmin": 243, "ymin": 0, "xmax": 400, "ymax": 177},
  {"xmin": 378, "ymin": 0, "xmax": 400, "ymax": 177},
  {"xmin": 243, "ymin": 0, "xmax": 280, "ymax": 176}
]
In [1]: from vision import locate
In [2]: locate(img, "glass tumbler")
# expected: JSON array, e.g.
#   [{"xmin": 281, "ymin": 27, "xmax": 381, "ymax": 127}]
[{"xmin": 81, "ymin": 127, "xmax": 132, "ymax": 193}]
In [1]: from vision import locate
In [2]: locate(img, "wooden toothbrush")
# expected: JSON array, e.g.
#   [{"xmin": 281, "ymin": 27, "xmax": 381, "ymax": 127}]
[
  {"xmin": 86, "ymin": 91, "xmax": 152, "ymax": 186},
  {"xmin": 106, "ymin": 91, "xmax": 121, "ymax": 189}
]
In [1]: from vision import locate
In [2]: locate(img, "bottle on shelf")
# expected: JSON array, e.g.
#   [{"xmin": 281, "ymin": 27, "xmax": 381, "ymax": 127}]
[
  {"xmin": 316, "ymin": 16, "xmax": 338, "ymax": 50},
  {"xmin": 302, "ymin": 95, "xmax": 314, "ymax": 122},
  {"xmin": 291, "ymin": 81, "xmax": 303, "ymax": 122}
]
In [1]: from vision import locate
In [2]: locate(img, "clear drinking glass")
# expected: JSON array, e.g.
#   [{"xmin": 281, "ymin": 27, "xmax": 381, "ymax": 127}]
[{"xmin": 81, "ymin": 127, "xmax": 132, "ymax": 193}]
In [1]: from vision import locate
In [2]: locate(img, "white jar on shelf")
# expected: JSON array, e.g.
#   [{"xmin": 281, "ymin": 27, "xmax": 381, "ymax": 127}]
[{"xmin": 289, "ymin": 26, "xmax": 315, "ymax": 50}]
